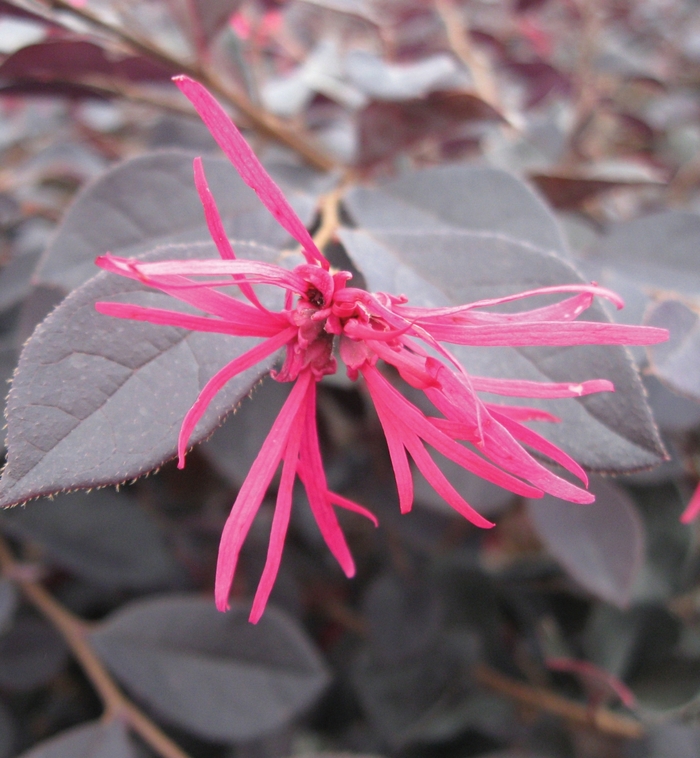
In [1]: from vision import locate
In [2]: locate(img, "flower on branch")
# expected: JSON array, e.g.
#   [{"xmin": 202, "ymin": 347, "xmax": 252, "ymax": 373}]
[{"xmin": 95, "ymin": 75, "xmax": 669, "ymax": 622}]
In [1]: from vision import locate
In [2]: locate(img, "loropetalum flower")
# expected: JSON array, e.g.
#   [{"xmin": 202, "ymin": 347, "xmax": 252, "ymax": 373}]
[{"xmin": 95, "ymin": 76, "xmax": 669, "ymax": 622}]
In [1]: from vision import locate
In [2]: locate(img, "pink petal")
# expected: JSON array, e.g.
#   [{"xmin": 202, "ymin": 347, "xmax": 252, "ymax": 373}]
[
  {"xmin": 193, "ymin": 157, "xmax": 266, "ymax": 311},
  {"xmin": 471, "ymin": 377, "xmax": 614, "ymax": 398},
  {"xmin": 397, "ymin": 283, "xmax": 626, "ymax": 321},
  {"xmin": 296, "ymin": 382, "xmax": 355, "ymax": 577},
  {"xmin": 130, "ymin": 258, "xmax": 307, "ymax": 290},
  {"xmin": 178, "ymin": 326, "xmax": 296, "ymax": 466},
  {"xmin": 363, "ymin": 364, "xmax": 544, "ymax": 499},
  {"xmin": 95, "ymin": 301, "xmax": 282, "ymax": 337},
  {"xmin": 488, "ymin": 409, "xmax": 587, "ymax": 484},
  {"xmin": 96, "ymin": 254, "xmax": 288, "ymax": 326},
  {"xmin": 215, "ymin": 370, "xmax": 313, "ymax": 611},
  {"xmin": 401, "ymin": 431, "xmax": 494, "ymax": 529},
  {"xmin": 483, "ymin": 404, "xmax": 560, "ymax": 423},
  {"xmin": 369, "ymin": 386, "xmax": 414, "ymax": 513},
  {"xmin": 328, "ymin": 491, "xmax": 379, "ymax": 526},
  {"xmin": 173, "ymin": 76, "xmax": 328, "ymax": 269},
  {"xmin": 249, "ymin": 383, "xmax": 308, "ymax": 623},
  {"xmin": 681, "ymin": 482, "xmax": 700, "ymax": 523},
  {"xmin": 422, "ymin": 321, "xmax": 669, "ymax": 347}
]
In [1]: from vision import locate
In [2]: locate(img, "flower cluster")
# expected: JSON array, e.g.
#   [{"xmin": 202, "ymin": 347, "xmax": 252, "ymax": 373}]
[{"xmin": 95, "ymin": 76, "xmax": 669, "ymax": 622}]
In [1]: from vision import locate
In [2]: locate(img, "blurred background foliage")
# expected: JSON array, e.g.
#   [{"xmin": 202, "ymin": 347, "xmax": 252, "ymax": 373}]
[{"xmin": 0, "ymin": 1, "xmax": 700, "ymax": 757}]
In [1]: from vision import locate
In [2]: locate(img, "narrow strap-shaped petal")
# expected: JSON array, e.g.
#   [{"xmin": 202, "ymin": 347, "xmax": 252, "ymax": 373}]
[
  {"xmin": 425, "ymin": 373, "xmax": 594, "ymax": 503},
  {"xmin": 328, "ymin": 491, "xmax": 379, "ymax": 526},
  {"xmin": 421, "ymin": 321, "xmax": 669, "ymax": 347},
  {"xmin": 400, "ymin": 426, "xmax": 494, "ymax": 528},
  {"xmin": 470, "ymin": 376, "xmax": 614, "ymax": 398},
  {"xmin": 129, "ymin": 258, "xmax": 308, "ymax": 291},
  {"xmin": 249, "ymin": 381, "xmax": 308, "ymax": 623},
  {"xmin": 178, "ymin": 326, "xmax": 296, "ymax": 466},
  {"xmin": 396, "ymin": 283, "xmax": 626, "ymax": 321},
  {"xmin": 193, "ymin": 156, "xmax": 266, "ymax": 311},
  {"xmin": 96, "ymin": 254, "xmax": 286, "ymax": 325},
  {"xmin": 364, "ymin": 372, "xmax": 414, "ymax": 513},
  {"xmin": 362, "ymin": 364, "xmax": 543, "ymax": 499},
  {"xmin": 681, "ymin": 482, "xmax": 700, "ymax": 524},
  {"xmin": 174, "ymin": 75, "xmax": 328, "ymax": 270},
  {"xmin": 95, "ymin": 301, "xmax": 283, "ymax": 338},
  {"xmin": 297, "ymin": 381, "xmax": 355, "ymax": 577},
  {"xmin": 483, "ymin": 403, "xmax": 560, "ymax": 423},
  {"xmin": 215, "ymin": 370, "xmax": 313, "ymax": 611},
  {"xmin": 488, "ymin": 409, "xmax": 587, "ymax": 485}
]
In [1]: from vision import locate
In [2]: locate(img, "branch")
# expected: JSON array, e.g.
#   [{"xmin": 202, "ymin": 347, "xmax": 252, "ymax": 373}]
[
  {"xmin": 0, "ymin": 534, "xmax": 193, "ymax": 758},
  {"xmin": 474, "ymin": 664, "xmax": 645, "ymax": 740},
  {"xmin": 33, "ymin": 0, "xmax": 336, "ymax": 171}
]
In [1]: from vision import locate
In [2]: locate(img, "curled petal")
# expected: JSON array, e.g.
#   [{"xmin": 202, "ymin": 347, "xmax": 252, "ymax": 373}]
[
  {"xmin": 215, "ymin": 370, "xmax": 313, "ymax": 611},
  {"xmin": 174, "ymin": 75, "xmax": 328, "ymax": 269},
  {"xmin": 471, "ymin": 377, "xmax": 614, "ymax": 398}
]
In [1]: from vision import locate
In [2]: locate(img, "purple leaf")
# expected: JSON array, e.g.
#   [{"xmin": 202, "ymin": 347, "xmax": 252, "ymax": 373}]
[
  {"xmin": 527, "ymin": 478, "xmax": 645, "ymax": 607},
  {"xmin": 0, "ymin": 578, "xmax": 16, "ymax": 635},
  {"xmin": 35, "ymin": 150, "xmax": 319, "ymax": 294},
  {"xmin": 344, "ymin": 164, "xmax": 568, "ymax": 257},
  {"xmin": 88, "ymin": 595, "xmax": 329, "ymax": 742},
  {"xmin": 0, "ymin": 616, "xmax": 68, "ymax": 691},
  {"xmin": 14, "ymin": 720, "xmax": 137, "ymax": 758},
  {"xmin": 0, "ymin": 241, "xmax": 284, "ymax": 509},
  {"xmin": 647, "ymin": 299, "xmax": 700, "ymax": 401},
  {"xmin": 340, "ymin": 228, "xmax": 666, "ymax": 471},
  {"xmin": 0, "ymin": 39, "xmax": 173, "ymax": 83}
]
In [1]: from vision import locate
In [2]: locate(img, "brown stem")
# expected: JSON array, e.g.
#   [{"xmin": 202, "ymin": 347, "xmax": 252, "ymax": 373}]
[
  {"xmin": 36, "ymin": 0, "xmax": 336, "ymax": 171},
  {"xmin": 474, "ymin": 664, "xmax": 645, "ymax": 740},
  {"xmin": 0, "ymin": 535, "xmax": 192, "ymax": 758},
  {"xmin": 435, "ymin": 0, "xmax": 500, "ymax": 109}
]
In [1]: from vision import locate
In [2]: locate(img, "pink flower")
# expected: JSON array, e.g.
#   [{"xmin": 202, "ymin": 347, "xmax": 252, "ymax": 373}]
[{"xmin": 95, "ymin": 76, "xmax": 669, "ymax": 622}]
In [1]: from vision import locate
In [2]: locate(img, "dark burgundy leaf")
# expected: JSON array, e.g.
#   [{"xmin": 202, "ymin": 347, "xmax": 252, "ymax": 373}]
[
  {"xmin": 629, "ymin": 724, "xmax": 700, "ymax": 758},
  {"xmin": 89, "ymin": 595, "xmax": 329, "ymax": 742},
  {"xmin": 506, "ymin": 60, "xmax": 571, "ymax": 108},
  {"xmin": 0, "ymin": 699, "xmax": 14, "ymax": 758},
  {"xmin": 0, "ymin": 81, "xmax": 111, "ymax": 99},
  {"xmin": 35, "ymin": 150, "xmax": 319, "ymax": 294},
  {"xmin": 0, "ymin": 616, "xmax": 68, "ymax": 691},
  {"xmin": 14, "ymin": 720, "xmax": 137, "ymax": 758},
  {"xmin": 527, "ymin": 479, "xmax": 645, "ymax": 607},
  {"xmin": 340, "ymin": 227, "xmax": 666, "ymax": 471},
  {"xmin": 647, "ymin": 299, "xmax": 700, "ymax": 401},
  {"xmin": 356, "ymin": 92, "xmax": 501, "ymax": 167},
  {"xmin": 529, "ymin": 172, "xmax": 664, "ymax": 210},
  {"xmin": 0, "ymin": 489, "xmax": 179, "ymax": 589},
  {"xmin": 0, "ymin": 40, "xmax": 173, "ymax": 83},
  {"xmin": 344, "ymin": 163, "xmax": 569, "ymax": 257},
  {"xmin": 0, "ymin": 241, "xmax": 285, "ymax": 509}
]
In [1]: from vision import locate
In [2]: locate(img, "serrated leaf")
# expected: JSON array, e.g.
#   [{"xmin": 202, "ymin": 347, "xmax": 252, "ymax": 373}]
[
  {"xmin": 340, "ymin": 227, "xmax": 665, "ymax": 471},
  {"xmin": 35, "ymin": 150, "xmax": 319, "ymax": 294},
  {"xmin": 0, "ymin": 489, "xmax": 178, "ymax": 589},
  {"xmin": 89, "ymin": 595, "xmax": 330, "ymax": 742},
  {"xmin": 14, "ymin": 720, "xmax": 137, "ymax": 758},
  {"xmin": 343, "ymin": 164, "xmax": 568, "ymax": 256},
  {"xmin": 647, "ymin": 299, "xmax": 700, "ymax": 401},
  {"xmin": 0, "ymin": 240, "xmax": 284, "ymax": 509},
  {"xmin": 584, "ymin": 210, "xmax": 700, "ymax": 299},
  {"xmin": 527, "ymin": 479, "xmax": 645, "ymax": 607}
]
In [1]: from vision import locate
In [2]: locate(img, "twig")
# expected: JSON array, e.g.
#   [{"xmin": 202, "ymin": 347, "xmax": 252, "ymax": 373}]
[
  {"xmin": 474, "ymin": 664, "xmax": 645, "ymax": 740},
  {"xmin": 435, "ymin": 0, "xmax": 500, "ymax": 109},
  {"xmin": 0, "ymin": 535, "xmax": 193, "ymax": 758},
  {"xmin": 33, "ymin": 0, "xmax": 336, "ymax": 171}
]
